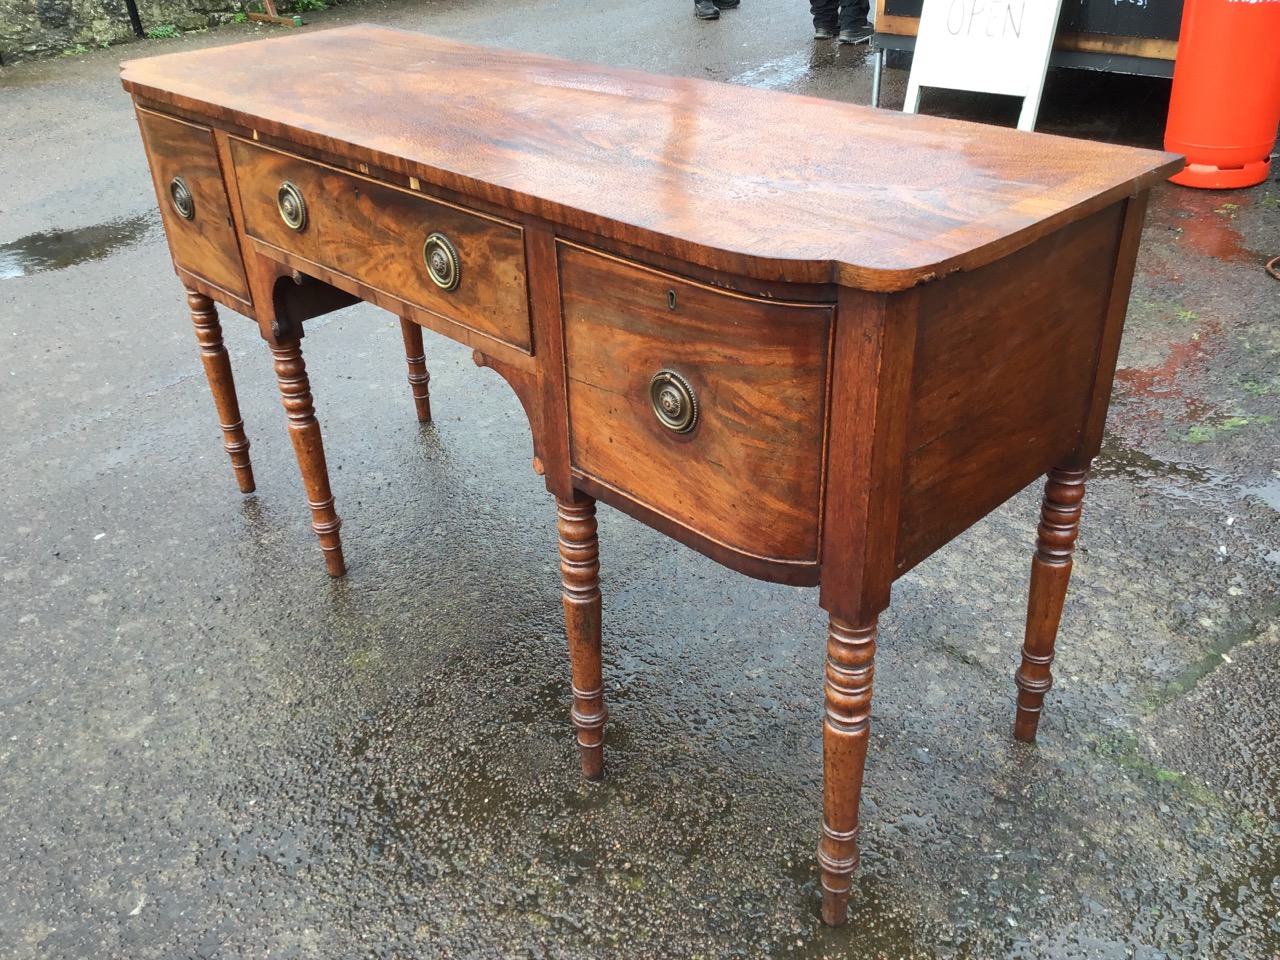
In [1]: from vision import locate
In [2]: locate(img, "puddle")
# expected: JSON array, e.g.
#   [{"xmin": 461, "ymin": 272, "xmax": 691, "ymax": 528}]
[
  {"xmin": 728, "ymin": 51, "xmax": 815, "ymax": 91},
  {"xmin": 0, "ymin": 212, "xmax": 160, "ymax": 279},
  {"xmin": 1094, "ymin": 434, "xmax": 1279, "ymax": 517},
  {"xmin": 1242, "ymin": 477, "xmax": 1280, "ymax": 513}
]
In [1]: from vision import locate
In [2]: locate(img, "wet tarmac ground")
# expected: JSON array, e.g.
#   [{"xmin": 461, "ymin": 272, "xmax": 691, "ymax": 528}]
[{"xmin": 1, "ymin": 1, "xmax": 1278, "ymax": 957}]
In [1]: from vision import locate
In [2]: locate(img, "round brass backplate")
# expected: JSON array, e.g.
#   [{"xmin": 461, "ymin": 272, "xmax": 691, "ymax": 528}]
[
  {"xmin": 649, "ymin": 369, "xmax": 699, "ymax": 434},
  {"xmin": 423, "ymin": 232, "xmax": 461, "ymax": 291},
  {"xmin": 277, "ymin": 181, "xmax": 308, "ymax": 232},
  {"xmin": 170, "ymin": 177, "xmax": 195, "ymax": 221}
]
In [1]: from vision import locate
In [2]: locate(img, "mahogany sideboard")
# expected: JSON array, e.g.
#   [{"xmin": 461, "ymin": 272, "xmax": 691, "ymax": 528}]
[{"xmin": 120, "ymin": 26, "xmax": 1181, "ymax": 927}]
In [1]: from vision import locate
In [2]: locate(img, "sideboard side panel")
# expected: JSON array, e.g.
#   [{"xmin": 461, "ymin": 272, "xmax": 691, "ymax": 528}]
[
  {"xmin": 1071, "ymin": 191, "xmax": 1151, "ymax": 467},
  {"xmin": 893, "ymin": 202, "xmax": 1127, "ymax": 575}
]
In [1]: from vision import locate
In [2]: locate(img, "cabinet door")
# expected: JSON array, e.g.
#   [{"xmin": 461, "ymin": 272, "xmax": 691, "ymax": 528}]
[{"xmin": 136, "ymin": 109, "xmax": 249, "ymax": 304}]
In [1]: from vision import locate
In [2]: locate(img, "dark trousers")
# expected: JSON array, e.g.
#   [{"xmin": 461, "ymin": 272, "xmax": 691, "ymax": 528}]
[{"xmin": 810, "ymin": 0, "xmax": 870, "ymax": 29}]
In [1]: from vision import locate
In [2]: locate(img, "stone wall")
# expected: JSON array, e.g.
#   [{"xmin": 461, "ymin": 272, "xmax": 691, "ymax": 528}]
[{"xmin": 0, "ymin": 0, "xmax": 315, "ymax": 64}]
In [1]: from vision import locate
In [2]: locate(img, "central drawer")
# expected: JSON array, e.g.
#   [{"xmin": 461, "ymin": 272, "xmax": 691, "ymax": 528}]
[
  {"xmin": 561, "ymin": 244, "xmax": 833, "ymax": 565},
  {"xmin": 230, "ymin": 138, "xmax": 531, "ymax": 352}
]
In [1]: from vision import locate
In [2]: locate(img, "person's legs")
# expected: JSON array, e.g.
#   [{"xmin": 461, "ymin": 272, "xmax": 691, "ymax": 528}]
[
  {"xmin": 811, "ymin": 0, "xmax": 839, "ymax": 36},
  {"xmin": 838, "ymin": 0, "xmax": 872, "ymax": 42},
  {"xmin": 838, "ymin": 0, "xmax": 871, "ymax": 27}
]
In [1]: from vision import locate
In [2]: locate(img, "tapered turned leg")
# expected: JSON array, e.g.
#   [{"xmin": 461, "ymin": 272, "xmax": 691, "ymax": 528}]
[
  {"xmin": 398, "ymin": 317, "xmax": 431, "ymax": 423},
  {"xmin": 819, "ymin": 614, "xmax": 877, "ymax": 926},
  {"xmin": 270, "ymin": 338, "xmax": 346, "ymax": 578},
  {"xmin": 1014, "ymin": 464, "xmax": 1088, "ymax": 741},
  {"xmin": 186, "ymin": 289, "xmax": 254, "ymax": 494},
  {"xmin": 556, "ymin": 493, "xmax": 606, "ymax": 780}
]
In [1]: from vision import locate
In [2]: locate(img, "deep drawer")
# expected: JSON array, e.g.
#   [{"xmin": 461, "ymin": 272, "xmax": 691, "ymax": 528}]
[
  {"xmin": 561, "ymin": 244, "xmax": 833, "ymax": 565},
  {"xmin": 136, "ymin": 109, "xmax": 250, "ymax": 303},
  {"xmin": 230, "ymin": 138, "xmax": 531, "ymax": 352}
]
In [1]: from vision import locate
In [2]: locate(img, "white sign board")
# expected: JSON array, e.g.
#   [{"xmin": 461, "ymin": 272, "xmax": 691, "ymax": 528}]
[{"xmin": 903, "ymin": 0, "xmax": 1065, "ymax": 131}]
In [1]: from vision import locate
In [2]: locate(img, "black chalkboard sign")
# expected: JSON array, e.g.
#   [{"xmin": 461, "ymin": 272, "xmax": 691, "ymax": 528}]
[
  {"xmin": 881, "ymin": 0, "xmax": 1182, "ymax": 41},
  {"xmin": 882, "ymin": 0, "xmax": 926, "ymax": 17}
]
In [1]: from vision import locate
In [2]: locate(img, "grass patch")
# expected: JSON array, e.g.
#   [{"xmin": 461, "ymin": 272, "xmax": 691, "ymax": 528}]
[
  {"xmin": 1176, "ymin": 415, "xmax": 1273, "ymax": 444},
  {"xmin": 1093, "ymin": 732, "xmax": 1217, "ymax": 804}
]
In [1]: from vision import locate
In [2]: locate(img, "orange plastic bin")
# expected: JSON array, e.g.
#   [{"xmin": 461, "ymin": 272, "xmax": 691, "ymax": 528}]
[{"xmin": 1165, "ymin": 0, "xmax": 1280, "ymax": 189}]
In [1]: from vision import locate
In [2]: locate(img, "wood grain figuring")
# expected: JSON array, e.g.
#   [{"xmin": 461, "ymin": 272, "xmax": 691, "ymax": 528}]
[
  {"xmin": 819, "ymin": 615, "xmax": 877, "ymax": 927},
  {"xmin": 399, "ymin": 318, "xmax": 432, "ymax": 423},
  {"xmin": 1014, "ymin": 465, "xmax": 1087, "ymax": 741},
  {"xmin": 562, "ymin": 243, "xmax": 831, "ymax": 566},
  {"xmin": 271, "ymin": 339, "xmax": 345, "ymax": 577},
  {"xmin": 557, "ymin": 493, "xmax": 606, "ymax": 780},
  {"xmin": 136, "ymin": 109, "xmax": 250, "ymax": 301},
  {"xmin": 231, "ymin": 137, "xmax": 531, "ymax": 352},
  {"xmin": 893, "ymin": 202, "xmax": 1123, "ymax": 575},
  {"xmin": 186, "ymin": 289, "xmax": 254, "ymax": 493},
  {"xmin": 120, "ymin": 26, "xmax": 1181, "ymax": 291}
]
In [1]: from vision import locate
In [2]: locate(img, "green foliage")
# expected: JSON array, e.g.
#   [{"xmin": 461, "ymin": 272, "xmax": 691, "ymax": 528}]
[
  {"xmin": 1177, "ymin": 414, "xmax": 1272, "ymax": 444},
  {"xmin": 62, "ymin": 43, "xmax": 89, "ymax": 55},
  {"xmin": 146, "ymin": 24, "xmax": 181, "ymax": 39},
  {"xmin": 295, "ymin": 0, "xmax": 328, "ymax": 10},
  {"xmin": 1092, "ymin": 732, "xmax": 1215, "ymax": 803},
  {"xmin": 233, "ymin": 11, "xmax": 249, "ymax": 21}
]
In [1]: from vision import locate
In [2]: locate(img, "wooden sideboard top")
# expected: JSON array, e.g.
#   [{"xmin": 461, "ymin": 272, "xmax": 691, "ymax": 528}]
[{"xmin": 120, "ymin": 25, "xmax": 1180, "ymax": 291}]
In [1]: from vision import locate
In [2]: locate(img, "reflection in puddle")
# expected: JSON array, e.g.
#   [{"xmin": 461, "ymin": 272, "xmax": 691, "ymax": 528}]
[
  {"xmin": 728, "ymin": 51, "xmax": 815, "ymax": 91},
  {"xmin": 0, "ymin": 211, "xmax": 159, "ymax": 279},
  {"xmin": 1243, "ymin": 477, "xmax": 1280, "ymax": 513},
  {"xmin": 1095, "ymin": 434, "xmax": 1280, "ymax": 517}
]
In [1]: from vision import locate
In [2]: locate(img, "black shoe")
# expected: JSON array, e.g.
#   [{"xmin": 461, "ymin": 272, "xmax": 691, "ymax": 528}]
[
  {"xmin": 814, "ymin": 22, "xmax": 838, "ymax": 39},
  {"xmin": 713, "ymin": 0, "xmax": 740, "ymax": 8},
  {"xmin": 838, "ymin": 23, "xmax": 873, "ymax": 43},
  {"xmin": 694, "ymin": 0, "xmax": 719, "ymax": 18}
]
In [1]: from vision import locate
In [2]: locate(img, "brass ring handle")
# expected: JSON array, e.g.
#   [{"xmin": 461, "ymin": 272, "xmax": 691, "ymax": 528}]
[
  {"xmin": 277, "ymin": 181, "xmax": 308, "ymax": 232},
  {"xmin": 649, "ymin": 369, "xmax": 699, "ymax": 434},
  {"xmin": 170, "ymin": 176, "xmax": 195, "ymax": 221},
  {"xmin": 423, "ymin": 232, "xmax": 461, "ymax": 291}
]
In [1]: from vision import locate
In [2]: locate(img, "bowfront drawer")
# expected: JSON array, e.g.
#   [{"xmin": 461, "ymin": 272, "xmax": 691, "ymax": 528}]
[
  {"xmin": 136, "ymin": 109, "xmax": 250, "ymax": 303},
  {"xmin": 230, "ymin": 138, "xmax": 531, "ymax": 352},
  {"xmin": 561, "ymin": 244, "xmax": 833, "ymax": 565}
]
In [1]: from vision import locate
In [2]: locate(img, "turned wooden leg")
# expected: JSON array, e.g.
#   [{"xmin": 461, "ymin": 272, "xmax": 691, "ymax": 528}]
[
  {"xmin": 186, "ymin": 289, "xmax": 255, "ymax": 494},
  {"xmin": 819, "ymin": 614, "xmax": 877, "ymax": 926},
  {"xmin": 270, "ymin": 338, "xmax": 346, "ymax": 578},
  {"xmin": 1014, "ymin": 464, "xmax": 1088, "ymax": 742},
  {"xmin": 399, "ymin": 317, "xmax": 432, "ymax": 423},
  {"xmin": 556, "ymin": 492, "xmax": 606, "ymax": 780}
]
